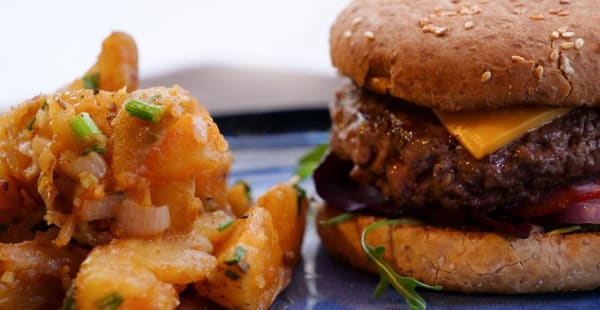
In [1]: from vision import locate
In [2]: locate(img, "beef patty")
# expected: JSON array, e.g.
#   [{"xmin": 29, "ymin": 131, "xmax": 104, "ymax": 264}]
[{"xmin": 330, "ymin": 83, "xmax": 600, "ymax": 214}]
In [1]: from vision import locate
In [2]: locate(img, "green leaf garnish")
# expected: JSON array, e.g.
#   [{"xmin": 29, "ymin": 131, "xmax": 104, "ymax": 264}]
[
  {"xmin": 296, "ymin": 143, "xmax": 329, "ymax": 180},
  {"xmin": 26, "ymin": 116, "xmax": 36, "ymax": 131},
  {"xmin": 546, "ymin": 225, "xmax": 581, "ymax": 236},
  {"xmin": 61, "ymin": 284, "xmax": 75, "ymax": 310},
  {"xmin": 361, "ymin": 219, "xmax": 442, "ymax": 310},
  {"xmin": 217, "ymin": 219, "xmax": 234, "ymax": 232},
  {"xmin": 125, "ymin": 99, "xmax": 167, "ymax": 123},
  {"xmin": 70, "ymin": 112, "xmax": 105, "ymax": 145},
  {"xmin": 319, "ymin": 212, "xmax": 355, "ymax": 226},
  {"xmin": 83, "ymin": 73, "xmax": 100, "ymax": 89},
  {"xmin": 224, "ymin": 269, "xmax": 240, "ymax": 281},
  {"xmin": 95, "ymin": 292, "xmax": 123, "ymax": 310},
  {"xmin": 235, "ymin": 179, "xmax": 252, "ymax": 200},
  {"xmin": 224, "ymin": 246, "xmax": 247, "ymax": 265}
]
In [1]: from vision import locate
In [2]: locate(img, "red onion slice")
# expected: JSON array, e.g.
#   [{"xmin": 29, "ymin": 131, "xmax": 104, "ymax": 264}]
[{"xmin": 552, "ymin": 199, "xmax": 600, "ymax": 224}]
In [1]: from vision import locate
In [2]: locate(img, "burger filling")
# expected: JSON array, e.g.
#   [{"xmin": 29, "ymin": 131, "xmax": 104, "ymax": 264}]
[{"xmin": 316, "ymin": 83, "xmax": 600, "ymax": 237}]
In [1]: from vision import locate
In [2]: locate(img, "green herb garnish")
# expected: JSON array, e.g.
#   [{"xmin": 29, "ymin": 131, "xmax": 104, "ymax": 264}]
[
  {"xmin": 84, "ymin": 144, "xmax": 106, "ymax": 155},
  {"xmin": 61, "ymin": 284, "xmax": 75, "ymax": 310},
  {"xmin": 546, "ymin": 225, "xmax": 582, "ymax": 236},
  {"xmin": 83, "ymin": 73, "xmax": 100, "ymax": 89},
  {"xmin": 361, "ymin": 219, "xmax": 442, "ymax": 310},
  {"xmin": 294, "ymin": 184, "xmax": 306, "ymax": 214},
  {"xmin": 319, "ymin": 212, "xmax": 355, "ymax": 226},
  {"xmin": 224, "ymin": 269, "xmax": 240, "ymax": 281},
  {"xmin": 26, "ymin": 116, "xmax": 36, "ymax": 130},
  {"xmin": 296, "ymin": 143, "xmax": 328, "ymax": 180},
  {"xmin": 225, "ymin": 246, "xmax": 247, "ymax": 265},
  {"xmin": 217, "ymin": 219, "xmax": 234, "ymax": 232},
  {"xmin": 70, "ymin": 112, "xmax": 104, "ymax": 144},
  {"xmin": 95, "ymin": 292, "xmax": 123, "ymax": 310},
  {"xmin": 235, "ymin": 180, "xmax": 252, "ymax": 200},
  {"xmin": 125, "ymin": 99, "xmax": 167, "ymax": 123}
]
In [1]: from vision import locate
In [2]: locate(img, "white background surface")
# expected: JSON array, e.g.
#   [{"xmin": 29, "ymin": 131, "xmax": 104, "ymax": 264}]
[{"xmin": 0, "ymin": 1, "xmax": 350, "ymax": 111}]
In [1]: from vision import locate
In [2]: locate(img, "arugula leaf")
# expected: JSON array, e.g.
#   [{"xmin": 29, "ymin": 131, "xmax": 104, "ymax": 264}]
[
  {"xmin": 319, "ymin": 212, "xmax": 355, "ymax": 226},
  {"xmin": 296, "ymin": 143, "xmax": 329, "ymax": 180},
  {"xmin": 361, "ymin": 219, "xmax": 442, "ymax": 310}
]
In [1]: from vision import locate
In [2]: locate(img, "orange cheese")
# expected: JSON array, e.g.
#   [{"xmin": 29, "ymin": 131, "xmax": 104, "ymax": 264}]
[{"xmin": 434, "ymin": 107, "xmax": 572, "ymax": 159}]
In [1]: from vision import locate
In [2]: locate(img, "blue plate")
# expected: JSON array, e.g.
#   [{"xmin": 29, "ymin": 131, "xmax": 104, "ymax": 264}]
[{"xmin": 221, "ymin": 111, "xmax": 600, "ymax": 310}]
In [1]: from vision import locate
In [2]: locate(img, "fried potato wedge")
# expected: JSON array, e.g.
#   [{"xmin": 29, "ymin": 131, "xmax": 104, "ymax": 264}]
[
  {"xmin": 65, "ymin": 32, "xmax": 139, "ymax": 92},
  {"xmin": 195, "ymin": 184, "xmax": 308, "ymax": 310}
]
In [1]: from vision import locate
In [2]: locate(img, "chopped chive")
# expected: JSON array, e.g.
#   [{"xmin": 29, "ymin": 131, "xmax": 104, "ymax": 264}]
[
  {"xmin": 546, "ymin": 225, "xmax": 581, "ymax": 236},
  {"xmin": 61, "ymin": 284, "xmax": 75, "ymax": 310},
  {"xmin": 95, "ymin": 292, "xmax": 123, "ymax": 310},
  {"xmin": 319, "ymin": 212, "xmax": 355, "ymax": 226},
  {"xmin": 84, "ymin": 144, "xmax": 105, "ymax": 155},
  {"xmin": 294, "ymin": 184, "xmax": 306, "ymax": 214},
  {"xmin": 235, "ymin": 180, "xmax": 252, "ymax": 199},
  {"xmin": 225, "ymin": 246, "xmax": 247, "ymax": 265},
  {"xmin": 125, "ymin": 99, "xmax": 167, "ymax": 123},
  {"xmin": 224, "ymin": 269, "xmax": 240, "ymax": 281},
  {"xmin": 217, "ymin": 219, "xmax": 234, "ymax": 232},
  {"xmin": 83, "ymin": 73, "xmax": 100, "ymax": 90},
  {"xmin": 70, "ymin": 112, "xmax": 104, "ymax": 144},
  {"xmin": 26, "ymin": 116, "xmax": 36, "ymax": 130}
]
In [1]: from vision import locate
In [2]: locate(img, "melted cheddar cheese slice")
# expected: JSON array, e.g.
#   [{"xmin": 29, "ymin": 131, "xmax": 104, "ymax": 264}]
[{"xmin": 434, "ymin": 107, "xmax": 572, "ymax": 159}]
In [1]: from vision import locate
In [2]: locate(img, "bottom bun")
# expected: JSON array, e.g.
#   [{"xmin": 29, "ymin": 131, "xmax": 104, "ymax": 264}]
[{"xmin": 316, "ymin": 204, "xmax": 600, "ymax": 293}]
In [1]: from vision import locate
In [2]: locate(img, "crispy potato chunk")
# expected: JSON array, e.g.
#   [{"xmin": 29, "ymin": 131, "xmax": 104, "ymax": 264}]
[
  {"xmin": 65, "ymin": 32, "xmax": 139, "ymax": 92},
  {"xmin": 195, "ymin": 184, "xmax": 308, "ymax": 310},
  {"xmin": 74, "ymin": 223, "xmax": 216, "ymax": 310},
  {"xmin": 0, "ymin": 236, "xmax": 88, "ymax": 309}
]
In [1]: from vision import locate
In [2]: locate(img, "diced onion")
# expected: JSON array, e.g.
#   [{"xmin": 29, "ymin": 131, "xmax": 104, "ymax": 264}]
[
  {"xmin": 116, "ymin": 200, "xmax": 171, "ymax": 237},
  {"xmin": 60, "ymin": 152, "xmax": 107, "ymax": 180},
  {"xmin": 553, "ymin": 199, "xmax": 600, "ymax": 224},
  {"xmin": 79, "ymin": 195, "xmax": 123, "ymax": 222}
]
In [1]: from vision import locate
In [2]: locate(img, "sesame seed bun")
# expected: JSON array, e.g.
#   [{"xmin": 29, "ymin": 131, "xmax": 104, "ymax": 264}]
[
  {"xmin": 316, "ymin": 204, "xmax": 600, "ymax": 293},
  {"xmin": 330, "ymin": 0, "xmax": 600, "ymax": 111}
]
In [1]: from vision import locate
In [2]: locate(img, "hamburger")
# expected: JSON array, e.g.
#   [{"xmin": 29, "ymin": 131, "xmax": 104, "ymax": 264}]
[{"xmin": 314, "ymin": 0, "xmax": 600, "ymax": 303}]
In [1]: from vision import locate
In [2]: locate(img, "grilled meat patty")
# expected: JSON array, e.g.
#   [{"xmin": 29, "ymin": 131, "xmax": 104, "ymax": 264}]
[{"xmin": 330, "ymin": 83, "xmax": 600, "ymax": 214}]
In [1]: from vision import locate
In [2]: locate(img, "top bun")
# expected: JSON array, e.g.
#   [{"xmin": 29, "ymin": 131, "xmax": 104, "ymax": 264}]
[{"xmin": 330, "ymin": 0, "xmax": 600, "ymax": 111}]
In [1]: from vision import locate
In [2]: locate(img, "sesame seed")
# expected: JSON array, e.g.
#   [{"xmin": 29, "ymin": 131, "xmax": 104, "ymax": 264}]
[
  {"xmin": 511, "ymin": 55, "xmax": 525, "ymax": 62},
  {"xmin": 422, "ymin": 24, "xmax": 434, "ymax": 32},
  {"xmin": 549, "ymin": 9, "xmax": 560, "ymax": 15},
  {"xmin": 560, "ymin": 56, "xmax": 575, "ymax": 75},
  {"xmin": 481, "ymin": 71, "xmax": 492, "ymax": 82},
  {"xmin": 418, "ymin": 18, "xmax": 432, "ymax": 27},
  {"xmin": 535, "ymin": 66, "xmax": 544, "ymax": 81},
  {"xmin": 513, "ymin": 7, "xmax": 527, "ymax": 14},
  {"xmin": 551, "ymin": 31, "xmax": 560, "ymax": 39},
  {"xmin": 575, "ymin": 38, "xmax": 584, "ymax": 50},
  {"xmin": 550, "ymin": 49, "xmax": 560, "ymax": 62},
  {"xmin": 558, "ymin": 10, "xmax": 570, "ymax": 16},
  {"xmin": 560, "ymin": 42, "xmax": 575, "ymax": 50},
  {"xmin": 464, "ymin": 20, "xmax": 474, "ymax": 30},
  {"xmin": 560, "ymin": 0, "xmax": 571, "ymax": 3},
  {"xmin": 433, "ymin": 26, "xmax": 448, "ymax": 36},
  {"xmin": 561, "ymin": 31, "xmax": 575, "ymax": 38},
  {"xmin": 343, "ymin": 30, "xmax": 353, "ymax": 38},
  {"xmin": 351, "ymin": 17, "xmax": 363, "ymax": 26},
  {"xmin": 557, "ymin": 26, "xmax": 568, "ymax": 33},
  {"xmin": 363, "ymin": 31, "xmax": 375, "ymax": 40},
  {"xmin": 529, "ymin": 14, "xmax": 545, "ymax": 20}
]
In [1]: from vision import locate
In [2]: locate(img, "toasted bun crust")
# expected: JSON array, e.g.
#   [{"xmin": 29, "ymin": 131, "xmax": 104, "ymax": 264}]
[
  {"xmin": 316, "ymin": 204, "xmax": 600, "ymax": 293},
  {"xmin": 331, "ymin": 0, "xmax": 600, "ymax": 111}
]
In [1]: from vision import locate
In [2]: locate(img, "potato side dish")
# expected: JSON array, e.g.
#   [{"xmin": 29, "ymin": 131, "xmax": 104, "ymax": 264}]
[{"xmin": 0, "ymin": 32, "xmax": 307, "ymax": 309}]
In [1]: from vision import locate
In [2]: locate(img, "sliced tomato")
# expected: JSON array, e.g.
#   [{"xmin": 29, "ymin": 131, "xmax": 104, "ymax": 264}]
[{"xmin": 517, "ymin": 182, "xmax": 600, "ymax": 218}]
